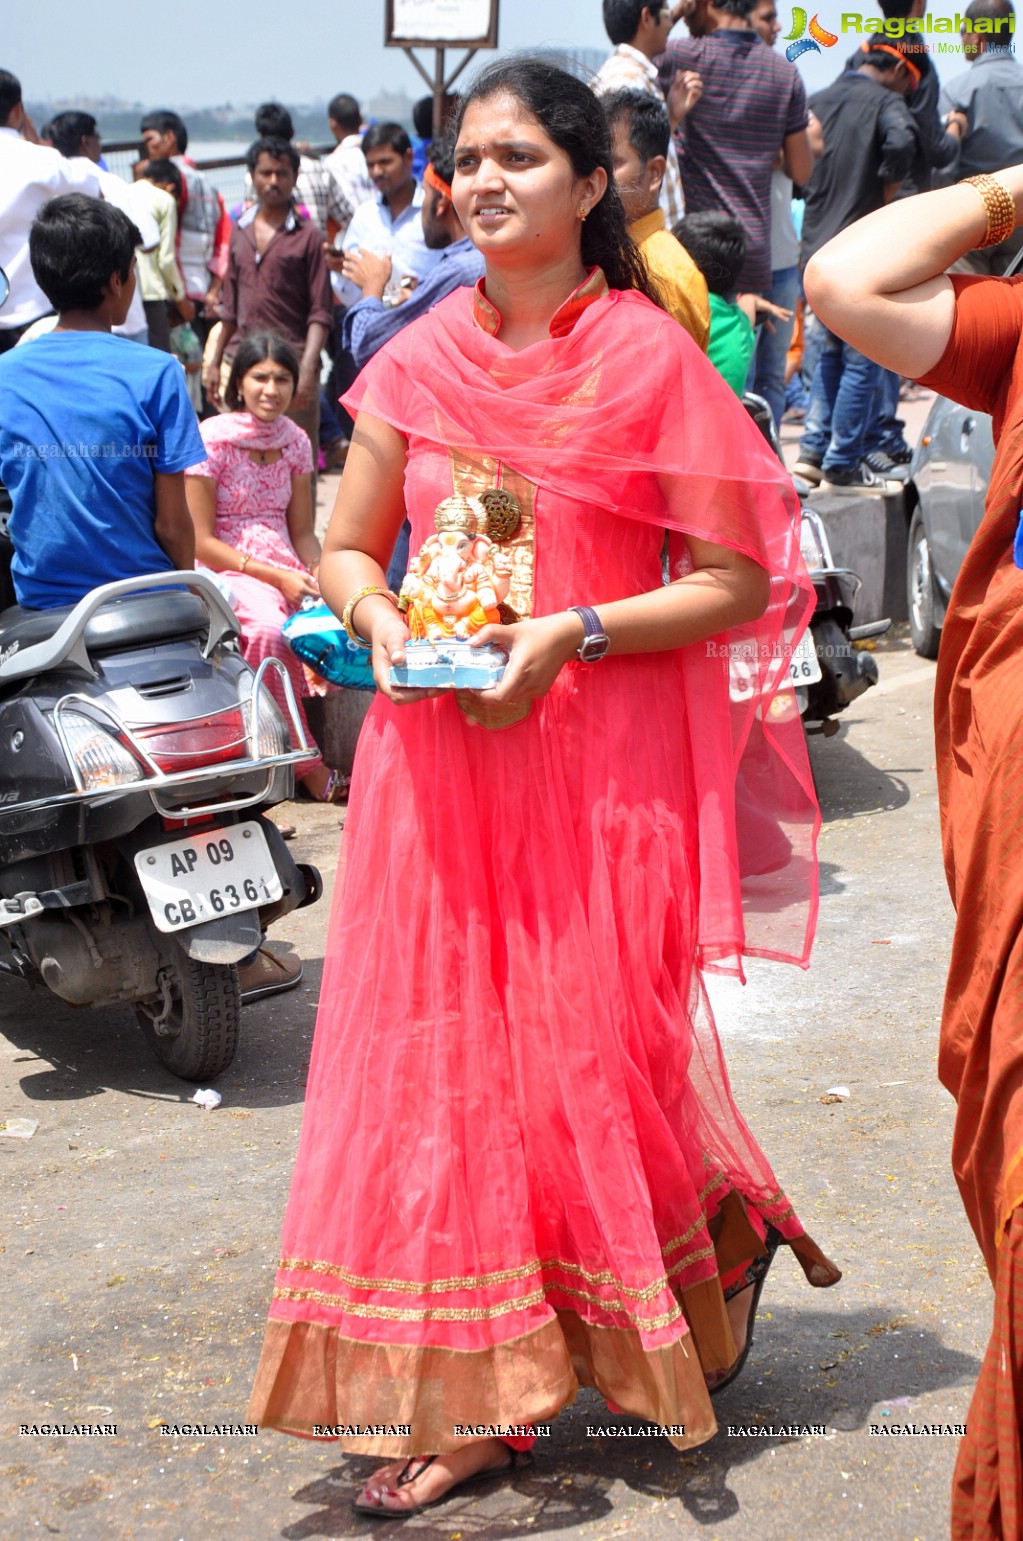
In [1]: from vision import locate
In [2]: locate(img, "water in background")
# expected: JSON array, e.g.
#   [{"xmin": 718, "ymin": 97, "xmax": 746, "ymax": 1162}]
[{"xmin": 104, "ymin": 140, "xmax": 269, "ymax": 207}]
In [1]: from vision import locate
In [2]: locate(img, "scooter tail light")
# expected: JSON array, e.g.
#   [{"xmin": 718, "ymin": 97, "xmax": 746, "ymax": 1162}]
[
  {"xmin": 243, "ymin": 690, "xmax": 291, "ymax": 760},
  {"xmin": 60, "ymin": 711, "xmax": 145, "ymax": 791},
  {"xmin": 799, "ymin": 514, "xmax": 828, "ymax": 572},
  {"xmin": 767, "ymin": 689, "xmax": 801, "ymax": 723},
  {"xmin": 135, "ymin": 707, "xmax": 249, "ymax": 773}
]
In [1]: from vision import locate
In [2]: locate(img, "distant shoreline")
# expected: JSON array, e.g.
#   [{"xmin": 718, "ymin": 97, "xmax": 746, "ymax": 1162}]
[{"xmin": 24, "ymin": 100, "xmax": 417, "ymax": 148}]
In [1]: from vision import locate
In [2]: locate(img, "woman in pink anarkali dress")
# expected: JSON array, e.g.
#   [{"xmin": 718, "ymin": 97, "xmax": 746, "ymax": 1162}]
[{"xmin": 249, "ymin": 63, "xmax": 840, "ymax": 1517}]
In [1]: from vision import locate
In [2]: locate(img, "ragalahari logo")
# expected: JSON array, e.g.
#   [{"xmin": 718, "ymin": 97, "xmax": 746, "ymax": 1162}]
[{"xmin": 785, "ymin": 8, "xmax": 839, "ymax": 59}]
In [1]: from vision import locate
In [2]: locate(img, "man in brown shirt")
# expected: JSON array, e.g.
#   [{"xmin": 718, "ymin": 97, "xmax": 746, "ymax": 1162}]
[{"xmin": 205, "ymin": 136, "xmax": 332, "ymax": 455}]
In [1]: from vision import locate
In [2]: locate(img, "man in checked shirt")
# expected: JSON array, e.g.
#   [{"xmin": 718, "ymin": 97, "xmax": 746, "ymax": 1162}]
[
  {"xmin": 592, "ymin": 0, "xmax": 704, "ymax": 227},
  {"xmin": 139, "ymin": 109, "xmax": 231, "ymax": 359}
]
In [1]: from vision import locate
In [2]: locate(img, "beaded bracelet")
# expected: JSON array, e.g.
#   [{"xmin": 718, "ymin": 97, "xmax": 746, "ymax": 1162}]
[
  {"xmin": 965, "ymin": 173, "xmax": 1016, "ymax": 250},
  {"xmin": 341, "ymin": 585, "xmax": 400, "ymax": 647}
]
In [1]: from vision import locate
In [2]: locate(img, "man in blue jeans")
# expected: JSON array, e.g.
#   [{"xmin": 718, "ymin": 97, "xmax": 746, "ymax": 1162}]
[
  {"xmin": 856, "ymin": 0, "xmax": 961, "ymax": 485},
  {"xmin": 748, "ymin": 0, "xmax": 822, "ymax": 430},
  {"xmin": 750, "ymin": 182, "xmax": 800, "ymax": 433},
  {"xmin": 792, "ymin": 39, "xmax": 921, "ymax": 494},
  {"xmin": 796, "ymin": 328, "xmax": 900, "ymax": 495}
]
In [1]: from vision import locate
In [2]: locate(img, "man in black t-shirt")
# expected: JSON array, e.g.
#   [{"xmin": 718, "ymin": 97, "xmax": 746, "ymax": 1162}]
[
  {"xmin": 858, "ymin": 4, "xmax": 959, "ymax": 479},
  {"xmin": 793, "ymin": 41, "xmax": 919, "ymax": 496}
]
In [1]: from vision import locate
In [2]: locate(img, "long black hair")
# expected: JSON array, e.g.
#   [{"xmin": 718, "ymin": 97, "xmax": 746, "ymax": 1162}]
[{"xmin": 454, "ymin": 57, "xmax": 663, "ymax": 306}]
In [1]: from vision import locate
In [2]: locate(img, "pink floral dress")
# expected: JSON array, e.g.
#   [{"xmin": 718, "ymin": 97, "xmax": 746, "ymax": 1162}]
[{"xmin": 186, "ymin": 412, "xmax": 322, "ymax": 769}]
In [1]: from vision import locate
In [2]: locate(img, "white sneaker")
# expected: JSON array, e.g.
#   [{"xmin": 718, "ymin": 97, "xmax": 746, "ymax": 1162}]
[{"xmin": 820, "ymin": 463, "xmax": 899, "ymax": 497}]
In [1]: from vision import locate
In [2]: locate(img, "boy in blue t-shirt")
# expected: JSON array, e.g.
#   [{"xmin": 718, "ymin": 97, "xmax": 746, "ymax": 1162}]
[{"xmin": 0, "ymin": 193, "xmax": 203, "ymax": 610}]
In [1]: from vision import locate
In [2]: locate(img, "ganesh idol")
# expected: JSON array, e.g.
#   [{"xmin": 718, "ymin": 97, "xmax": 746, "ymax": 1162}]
[{"xmin": 391, "ymin": 495, "xmax": 514, "ymax": 689}]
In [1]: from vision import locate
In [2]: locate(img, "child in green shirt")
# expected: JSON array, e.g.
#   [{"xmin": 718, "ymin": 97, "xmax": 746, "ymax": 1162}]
[{"xmin": 674, "ymin": 212, "xmax": 754, "ymax": 396}]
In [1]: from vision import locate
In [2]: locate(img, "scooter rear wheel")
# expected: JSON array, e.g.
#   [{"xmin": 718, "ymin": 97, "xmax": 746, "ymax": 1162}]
[{"xmin": 137, "ymin": 957, "xmax": 240, "ymax": 1082}]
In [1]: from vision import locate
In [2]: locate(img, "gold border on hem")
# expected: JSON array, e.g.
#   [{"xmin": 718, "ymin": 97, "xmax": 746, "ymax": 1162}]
[
  {"xmin": 278, "ymin": 1244, "xmax": 716, "ymax": 1305},
  {"xmin": 272, "ymin": 1279, "xmax": 686, "ymax": 1332},
  {"xmin": 248, "ymin": 1310, "xmax": 721, "ymax": 1457},
  {"xmin": 275, "ymin": 1188, "xmax": 775, "ymax": 1331}
]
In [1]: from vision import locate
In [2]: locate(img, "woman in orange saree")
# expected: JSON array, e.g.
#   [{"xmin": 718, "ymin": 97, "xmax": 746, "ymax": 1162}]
[
  {"xmin": 247, "ymin": 61, "xmax": 840, "ymax": 1517},
  {"xmin": 806, "ymin": 169, "xmax": 1023, "ymax": 1540}
]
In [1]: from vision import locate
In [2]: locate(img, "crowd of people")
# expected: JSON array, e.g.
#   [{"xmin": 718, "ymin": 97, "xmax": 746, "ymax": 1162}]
[
  {"xmin": 1, "ymin": 0, "xmax": 1023, "ymax": 1535},
  {"xmin": 2, "ymin": 0, "xmax": 1022, "ymax": 483}
]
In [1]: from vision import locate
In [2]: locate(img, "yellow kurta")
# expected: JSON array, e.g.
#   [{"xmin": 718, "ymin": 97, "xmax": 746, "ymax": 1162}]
[{"xmin": 630, "ymin": 208, "xmax": 711, "ymax": 353}]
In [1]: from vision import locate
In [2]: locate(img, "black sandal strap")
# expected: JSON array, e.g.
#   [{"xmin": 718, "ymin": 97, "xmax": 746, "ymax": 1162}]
[
  {"xmin": 396, "ymin": 1454, "xmax": 439, "ymax": 1488},
  {"xmin": 722, "ymin": 1224, "xmax": 783, "ymax": 1301}
]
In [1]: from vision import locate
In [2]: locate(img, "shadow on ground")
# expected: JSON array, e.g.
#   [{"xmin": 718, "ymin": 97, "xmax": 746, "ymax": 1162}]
[
  {"xmin": 809, "ymin": 725, "xmax": 913, "ymax": 824},
  {"xmin": 0, "ymin": 954, "xmax": 324, "ymax": 1109}
]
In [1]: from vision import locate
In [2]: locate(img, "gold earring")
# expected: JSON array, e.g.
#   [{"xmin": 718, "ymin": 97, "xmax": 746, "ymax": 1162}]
[{"xmin": 578, "ymin": 202, "xmax": 589, "ymax": 220}]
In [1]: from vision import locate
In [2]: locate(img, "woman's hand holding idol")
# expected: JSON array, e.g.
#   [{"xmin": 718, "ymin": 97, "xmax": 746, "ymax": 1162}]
[
  {"xmin": 370, "ymin": 606, "xmax": 449, "ymax": 704},
  {"xmin": 469, "ymin": 613, "xmax": 583, "ymax": 703}
]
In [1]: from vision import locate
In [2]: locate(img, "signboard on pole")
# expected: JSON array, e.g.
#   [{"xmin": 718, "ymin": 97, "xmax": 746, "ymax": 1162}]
[{"xmin": 386, "ymin": 0, "xmax": 498, "ymax": 47}]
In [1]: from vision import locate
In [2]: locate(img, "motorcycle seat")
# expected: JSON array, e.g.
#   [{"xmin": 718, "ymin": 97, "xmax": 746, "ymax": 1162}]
[{"xmin": 0, "ymin": 589, "xmax": 217, "ymax": 660}]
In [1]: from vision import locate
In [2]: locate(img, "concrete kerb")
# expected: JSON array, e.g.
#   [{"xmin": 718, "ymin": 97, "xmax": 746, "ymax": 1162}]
[{"xmin": 808, "ymin": 489, "xmax": 910, "ymax": 627}]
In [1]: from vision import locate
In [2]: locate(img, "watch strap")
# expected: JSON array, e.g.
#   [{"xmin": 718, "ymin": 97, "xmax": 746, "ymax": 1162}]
[
  {"xmin": 568, "ymin": 605, "xmax": 610, "ymax": 662},
  {"xmin": 569, "ymin": 605, "xmax": 603, "ymax": 637}
]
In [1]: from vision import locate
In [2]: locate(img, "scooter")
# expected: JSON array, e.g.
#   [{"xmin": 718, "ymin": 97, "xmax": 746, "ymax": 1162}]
[
  {"xmin": 0, "ymin": 568, "xmax": 322, "ymax": 1082},
  {"xmin": 743, "ymin": 394, "xmax": 889, "ymax": 735}
]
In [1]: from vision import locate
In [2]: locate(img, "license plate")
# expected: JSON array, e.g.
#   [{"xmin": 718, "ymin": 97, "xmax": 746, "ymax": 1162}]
[
  {"xmin": 788, "ymin": 629, "xmax": 822, "ymax": 686},
  {"xmin": 134, "ymin": 821, "xmax": 282, "ymax": 934}
]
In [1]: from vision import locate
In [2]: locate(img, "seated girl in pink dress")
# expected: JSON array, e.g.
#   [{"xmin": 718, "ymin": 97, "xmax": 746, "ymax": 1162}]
[{"xmin": 185, "ymin": 332, "xmax": 345, "ymax": 803}]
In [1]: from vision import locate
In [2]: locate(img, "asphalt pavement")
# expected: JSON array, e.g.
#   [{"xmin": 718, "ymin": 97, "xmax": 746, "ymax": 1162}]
[{"xmin": 0, "ymin": 622, "xmax": 986, "ymax": 1541}]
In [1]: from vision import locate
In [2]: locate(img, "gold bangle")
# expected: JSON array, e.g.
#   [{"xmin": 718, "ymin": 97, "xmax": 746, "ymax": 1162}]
[
  {"xmin": 238, "ymin": 553, "xmax": 251, "ymax": 573},
  {"xmin": 341, "ymin": 584, "xmax": 400, "ymax": 647},
  {"xmin": 965, "ymin": 173, "xmax": 1016, "ymax": 249}
]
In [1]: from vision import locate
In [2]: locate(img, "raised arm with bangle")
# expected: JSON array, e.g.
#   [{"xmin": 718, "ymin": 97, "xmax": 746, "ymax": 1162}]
[{"xmin": 804, "ymin": 166, "xmax": 1023, "ymax": 379}]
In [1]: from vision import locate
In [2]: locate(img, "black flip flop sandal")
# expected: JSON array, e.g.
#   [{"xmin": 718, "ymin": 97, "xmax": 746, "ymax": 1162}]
[{"xmin": 352, "ymin": 1448, "xmax": 530, "ymax": 1519}]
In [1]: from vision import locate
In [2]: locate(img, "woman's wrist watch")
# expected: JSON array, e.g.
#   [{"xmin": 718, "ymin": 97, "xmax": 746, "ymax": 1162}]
[{"xmin": 568, "ymin": 605, "xmax": 611, "ymax": 662}]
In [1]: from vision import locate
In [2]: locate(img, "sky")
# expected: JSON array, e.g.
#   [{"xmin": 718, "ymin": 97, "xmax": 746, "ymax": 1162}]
[{"xmin": 9, "ymin": 0, "xmax": 982, "ymax": 108}]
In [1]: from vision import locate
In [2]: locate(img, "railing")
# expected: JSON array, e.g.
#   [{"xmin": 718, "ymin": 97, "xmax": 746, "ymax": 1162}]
[{"xmin": 100, "ymin": 140, "xmax": 337, "ymax": 208}]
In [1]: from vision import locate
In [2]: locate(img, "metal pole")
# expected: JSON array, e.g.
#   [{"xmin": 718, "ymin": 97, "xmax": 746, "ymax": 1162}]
[
  {"xmin": 433, "ymin": 47, "xmax": 446, "ymax": 138},
  {"xmin": 401, "ymin": 45, "xmax": 482, "ymax": 139},
  {"xmin": 443, "ymin": 49, "xmax": 478, "ymax": 94},
  {"xmin": 402, "ymin": 45, "xmax": 435, "ymax": 91}
]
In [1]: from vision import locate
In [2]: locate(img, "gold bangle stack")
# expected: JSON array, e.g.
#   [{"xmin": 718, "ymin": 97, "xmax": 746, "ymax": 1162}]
[
  {"xmin": 341, "ymin": 585, "xmax": 400, "ymax": 647},
  {"xmin": 965, "ymin": 173, "xmax": 1016, "ymax": 250}
]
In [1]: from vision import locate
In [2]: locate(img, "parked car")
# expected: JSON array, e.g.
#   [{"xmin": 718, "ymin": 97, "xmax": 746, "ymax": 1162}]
[
  {"xmin": 904, "ymin": 394, "xmax": 993, "ymax": 658},
  {"xmin": 903, "ymin": 249, "xmax": 1022, "ymax": 659}
]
